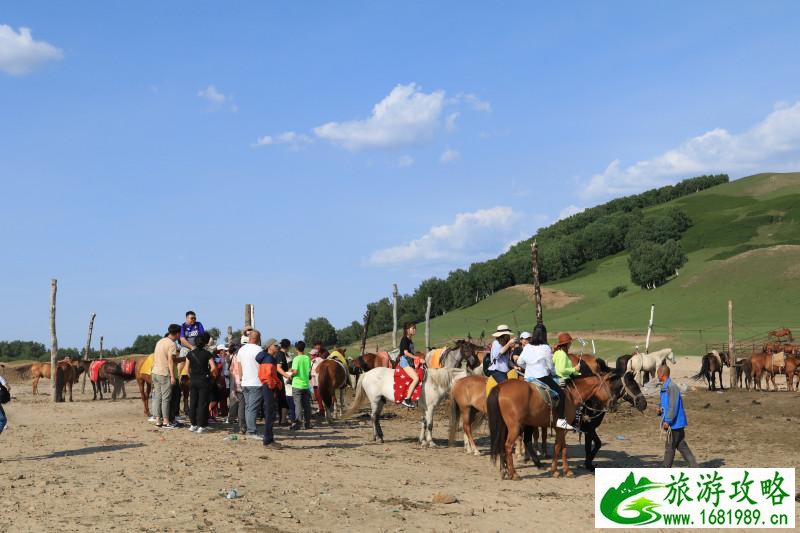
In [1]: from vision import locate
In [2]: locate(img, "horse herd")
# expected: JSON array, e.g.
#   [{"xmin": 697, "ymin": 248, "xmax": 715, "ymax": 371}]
[{"xmin": 690, "ymin": 349, "xmax": 800, "ymax": 392}]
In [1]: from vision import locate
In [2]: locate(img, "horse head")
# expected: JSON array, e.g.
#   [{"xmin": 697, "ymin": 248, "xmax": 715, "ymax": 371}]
[
  {"xmin": 614, "ymin": 371, "xmax": 646, "ymax": 412},
  {"xmin": 455, "ymin": 339, "xmax": 481, "ymax": 370}
]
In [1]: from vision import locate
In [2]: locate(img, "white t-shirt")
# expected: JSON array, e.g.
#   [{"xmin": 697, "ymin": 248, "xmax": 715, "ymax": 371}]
[
  {"xmin": 516, "ymin": 344, "xmax": 554, "ymax": 380},
  {"xmin": 238, "ymin": 343, "xmax": 263, "ymax": 388},
  {"xmin": 0, "ymin": 375, "xmax": 7, "ymax": 388}
]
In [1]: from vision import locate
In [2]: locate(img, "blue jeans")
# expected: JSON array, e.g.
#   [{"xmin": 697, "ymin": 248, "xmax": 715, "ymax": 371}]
[
  {"xmin": 491, "ymin": 369, "xmax": 508, "ymax": 384},
  {"xmin": 0, "ymin": 405, "xmax": 6, "ymax": 434},
  {"xmin": 242, "ymin": 386, "xmax": 262, "ymax": 435},
  {"xmin": 261, "ymin": 386, "xmax": 276, "ymax": 444}
]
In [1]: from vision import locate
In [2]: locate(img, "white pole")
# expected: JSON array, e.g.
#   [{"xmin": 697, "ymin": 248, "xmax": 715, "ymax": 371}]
[
  {"xmin": 425, "ymin": 296, "xmax": 432, "ymax": 354},
  {"xmin": 591, "ymin": 339, "xmax": 596, "ymax": 355},
  {"xmin": 644, "ymin": 304, "xmax": 655, "ymax": 353}
]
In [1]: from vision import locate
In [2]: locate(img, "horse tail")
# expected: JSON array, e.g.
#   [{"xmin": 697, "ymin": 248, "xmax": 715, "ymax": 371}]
[
  {"xmin": 318, "ymin": 371, "xmax": 334, "ymax": 412},
  {"xmin": 487, "ymin": 386, "xmax": 507, "ymax": 466},
  {"xmin": 691, "ymin": 355, "xmax": 710, "ymax": 381},
  {"xmin": 447, "ymin": 395, "xmax": 461, "ymax": 445},
  {"xmin": 342, "ymin": 376, "xmax": 367, "ymax": 420},
  {"xmin": 54, "ymin": 365, "xmax": 65, "ymax": 402}
]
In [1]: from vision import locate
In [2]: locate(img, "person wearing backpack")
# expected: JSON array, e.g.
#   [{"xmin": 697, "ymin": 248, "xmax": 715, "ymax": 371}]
[
  {"xmin": 256, "ymin": 338, "xmax": 290, "ymax": 448},
  {"xmin": 0, "ymin": 372, "xmax": 11, "ymax": 435}
]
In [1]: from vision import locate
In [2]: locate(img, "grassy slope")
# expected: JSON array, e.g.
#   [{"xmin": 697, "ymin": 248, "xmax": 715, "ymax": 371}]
[{"xmin": 347, "ymin": 173, "xmax": 800, "ymax": 358}]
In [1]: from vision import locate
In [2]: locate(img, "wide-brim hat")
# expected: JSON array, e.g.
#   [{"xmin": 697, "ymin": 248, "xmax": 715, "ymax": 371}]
[
  {"xmin": 492, "ymin": 324, "xmax": 514, "ymax": 338},
  {"xmin": 556, "ymin": 332, "xmax": 573, "ymax": 346}
]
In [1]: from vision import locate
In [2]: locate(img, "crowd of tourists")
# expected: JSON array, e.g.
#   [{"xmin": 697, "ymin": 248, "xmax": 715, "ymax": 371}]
[{"xmin": 147, "ymin": 310, "xmax": 344, "ymax": 449}]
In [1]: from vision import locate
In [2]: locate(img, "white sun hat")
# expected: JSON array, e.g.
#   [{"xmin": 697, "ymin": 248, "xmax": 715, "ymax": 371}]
[{"xmin": 492, "ymin": 324, "xmax": 514, "ymax": 337}]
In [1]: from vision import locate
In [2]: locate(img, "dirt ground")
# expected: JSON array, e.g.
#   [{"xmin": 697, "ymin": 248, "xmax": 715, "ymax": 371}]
[{"xmin": 0, "ymin": 358, "xmax": 798, "ymax": 532}]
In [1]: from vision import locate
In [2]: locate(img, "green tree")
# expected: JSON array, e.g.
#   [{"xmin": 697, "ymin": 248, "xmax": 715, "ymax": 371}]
[
  {"xmin": 628, "ymin": 239, "xmax": 687, "ymax": 288},
  {"xmin": 336, "ymin": 321, "xmax": 364, "ymax": 347},
  {"xmin": 128, "ymin": 334, "xmax": 161, "ymax": 354},
  {"xmin": 303, "ymin": 317, "xmax": 337, "ymax": 346},
  {"xmin": 207, "ymin": 327, "xmax": 221, "ymax": 341}
]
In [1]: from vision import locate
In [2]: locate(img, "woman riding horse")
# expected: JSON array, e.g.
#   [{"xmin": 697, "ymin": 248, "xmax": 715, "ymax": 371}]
[
  {"xmin": 398, "ymin": 322, "xmax": 421, "ymax": 408},
  {"xmin": 488, "ymin": 324, "xmax": 517, "ymax": 384}
]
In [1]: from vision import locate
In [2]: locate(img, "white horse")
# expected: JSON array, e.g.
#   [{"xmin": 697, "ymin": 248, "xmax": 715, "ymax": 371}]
[
  {"xmin": 345, "ymin": 366, "xmax": 468, "ymax": 447},
  {"xmin": 627, "ymin": 348, "xmax": 676, "ymax": 384}
]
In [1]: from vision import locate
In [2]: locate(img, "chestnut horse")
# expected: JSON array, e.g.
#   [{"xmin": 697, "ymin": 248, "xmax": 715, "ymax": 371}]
[
  {"xmin": 487, "ymin": 373, "xmax": 618, "ymax": 479},
  {"xmin": 78, "ymin": 360, "xmax": 124, "ymax": 400},
  {"xmin": 750, "ymin": 352, "xmax": 799, "ymax": 391},
  {"xmin": 691, "ymin": 350, "xmax": 730, "ymax": 391},
  {"xmin": 53, "ymin": 361, "xmax": 83, "ymax": 402},
  {"xmin": 27, "ymin": 360, "xmax": 83, "ymax": 399},
  {"xmin": 316, "ymin": 358, "xmax": 349, "ymax": 422},
  {"xmin": 734, "ymin": 358, "xmax": 753, "ymax": 390}
]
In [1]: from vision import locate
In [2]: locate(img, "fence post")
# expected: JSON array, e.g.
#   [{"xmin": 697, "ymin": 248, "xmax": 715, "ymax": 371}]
[
  {"xmin": 530, "ymin": 241, "xmax": 543, "ymax": 325},
  {"xmin": 360, "ymin": 310, "xmax": 371, "ymax": 357},
  {"xmin": 425, "ymin": 297, "xmax": 432, "ymax": 353},
  {"xmin": 49, "ymin": 279, "xmax": 58, "ymax": 401},
  {"xmin": 728, "ymin": 300, "xmax": 735, "ymax": 388},
  {"xmin": 392, "ymin": 284, "xmax": 398, "ymax": 349},
  {"xmin": 244, "ymin": 304, "xmax": 253, "ymax": 329},
  {"xmin": 644, "ymin": 304, "xmax": 655, "ymax": 353},
  {"xmin": 80, "ymin": 312, "xmax": 96, "ymax": 394}
]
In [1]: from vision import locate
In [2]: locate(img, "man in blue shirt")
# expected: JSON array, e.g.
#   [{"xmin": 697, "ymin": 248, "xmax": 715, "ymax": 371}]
[
  {"xmin": 656, "ymin": 365, "xmax": 698, "ymax": 467},
  {"xmin": 180, "ymin": 311, "xmax": 205, "ymax": 351}
]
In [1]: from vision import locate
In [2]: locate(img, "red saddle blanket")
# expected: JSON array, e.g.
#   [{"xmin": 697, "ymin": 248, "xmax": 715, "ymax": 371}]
[
  {"xmin": 121, "ymin": 359, "xmax": 135, "ymax": 376},
  {"xmin": 394, "ymin": 365, "xmax": 424, "ymax": 403},
  {"xmin": 90, "ymin": 360, "xmax": 107, "ymax": 382}
]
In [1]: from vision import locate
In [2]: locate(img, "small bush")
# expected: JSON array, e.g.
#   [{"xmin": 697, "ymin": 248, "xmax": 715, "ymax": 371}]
[{"xmin": 608, "ymin": 285, "xmax": 627, "ymax": 298}]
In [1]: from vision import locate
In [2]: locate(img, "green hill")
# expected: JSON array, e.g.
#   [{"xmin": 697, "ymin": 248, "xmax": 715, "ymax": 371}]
[{"xmin": 348, "ymin": 173, "xmax": 800, "ymax": 358}]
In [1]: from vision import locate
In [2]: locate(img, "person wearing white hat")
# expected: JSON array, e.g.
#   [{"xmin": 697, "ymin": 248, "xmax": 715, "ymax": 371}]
[{"xmin": 489, "ymin": 324, "xmax": 517, "ymax": 384}]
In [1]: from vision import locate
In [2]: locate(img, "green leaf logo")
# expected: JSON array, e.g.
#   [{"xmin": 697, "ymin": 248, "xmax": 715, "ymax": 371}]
[{"xmin": 600, "ymin": 472, "xmax": 664, "ymax": 525}]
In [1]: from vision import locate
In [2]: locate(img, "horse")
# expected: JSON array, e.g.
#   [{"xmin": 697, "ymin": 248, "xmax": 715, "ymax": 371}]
[
  {"xmin": 53, "ymin": 361, "xmax": 83, "ymax": 402},
  {"xmin": 691, "ymin": 350, "xmax": 730, "ymax": 391},
  {"xmin": 734, "ymin": 358, "xmax": 753, "ymax": 390},
  {"xmin": 425, "ymin": 340, "xmax": 482, "ymax": 370},
  {"xmin": 487, "ymin": 372, "xmax": 620, "ymax": 480},
  {"xmin": 568, "ymin": 353, "xmax": 611, "ymax": 374},
  {"xmin": 627, "ymin": 348, "xmax": 675, "ymax": 384},
  {"xmin": 316, "ymin": 358, "xmax": 349, "ymax": 422},
  {"xmin": 447, "ymin": 375, "xmax": 489, "ymax": 456},
  {"xmin": 25, "ymin": 360, "xmax": 83, "ymax": 399},
  {"xmin": 79, "ymin": 360, "xmax": 125, "ymax": 400},
  {"xmin": 750, "ymin": 352, "xmax": 799, "ymax": 391},
  {"xmin": 615, "ymin": 353, "xmax": 633, "ymax": 375},
  {"xmin": 345, "ymin": 366, "xmax": 468, "ymax": 447}
]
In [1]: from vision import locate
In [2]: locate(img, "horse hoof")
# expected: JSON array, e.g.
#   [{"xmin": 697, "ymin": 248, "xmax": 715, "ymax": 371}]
[
  {"xmin": 500, "ymin": 471, "xmax": 508, "ymax": 480},
  {"xmin": 551, "ymin": 471, "xmax": 560, "ymax": 478},
  {"xmin": 472, "ymin": 450, "xmax": 481, "ymax": 457},
  {"xmin": 565, "ymin": 470, "xmax": 574, "ymax": 478}
]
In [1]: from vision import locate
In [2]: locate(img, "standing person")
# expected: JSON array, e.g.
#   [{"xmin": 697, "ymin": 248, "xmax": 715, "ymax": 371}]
[
  {"xmin": 256, "ymin": 338, "xmax": 290, "ymax": 447},
  {"xmin": 398, "ymin": 322, "xmax": 420, "ymax": 408},
  {"xmin": 152, "ymin": 324, "xmax": 180, "ymax": 428},
  {"xmin": 184, "ymin": 332, "xmax": 216, "ymax": 433},
  {"xmin": 657, "ymin": 365, "xmax": 699, "ymax": 467},
  {"xmin": 287, "ymin": 341, "xmax": 312, "ymax": 430},
  {"xmin": 0, "ymin": 372, "xmax": 10, "ymax": 436},
  {"xmin": 274, "ymin": 339, "xmax": 290, "ymax": 426},
  {"xmin": 312, "ymin": 341, "xmax": 330, "ymax": 359},
  {"xmin": 488, "ymin": 324, "xmax": 517, "ymax": 385},
  {"xmin": 516, "ymin": 324, "xmax": 573, "ymax": 430},
  {"xmin": 179, "ymin": 311, "xmax": 205, "ymax": 354},
  {"xmin": 281, "ymin": 339, "xmax": 295, "ymax": 424},
  {"xmin": 226, "ymin": 343, "xmax": 246, "ymax": 435},
  {"xmin": 237, "ymin": 329, "xmax": 264, "ymax": 439}
]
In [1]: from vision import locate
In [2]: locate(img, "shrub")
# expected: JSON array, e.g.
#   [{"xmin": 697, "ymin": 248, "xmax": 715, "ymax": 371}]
[{"xmin": 608, "ymin": 285, "xmax": 627, "ymax": 298}]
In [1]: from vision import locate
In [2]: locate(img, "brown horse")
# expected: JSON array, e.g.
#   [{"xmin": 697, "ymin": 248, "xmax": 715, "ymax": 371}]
[
  {"xmin": 316, "ymin": 358, "xmax": 349, "ymax": 422},
  {"xmin": 487, "ymin": 373, "xmax": 617, "ymax": 479},
  {"xmin": 691, "ymin": 351, "xmax": 730, "ymax": 391},
  {"xmin": 53, "ymin": 361, "xmax": 84, "ymax": 402},
  {"xmin": 734, "ymin": 358, "xmax": 753, "ymax": 390},
  {"xmin": 78, "ymin": 360, "xmax": 124, "ymax": 400},
  {"xmin": 27, "ymin": 360, "xmax": 83, "ymax": 398},
  {"xmin": 750, "ymin": 352, "xmax": 799, "ymax": 391},
  {"xmin": 133, "ymin": 356, "xmax": 154, "ymax": 416},
  {"xmin": 448, "ymin": 375, "xmax": 488, "ymax": 455}
]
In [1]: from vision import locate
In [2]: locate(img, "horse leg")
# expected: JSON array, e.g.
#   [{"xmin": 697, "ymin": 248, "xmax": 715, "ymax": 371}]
[
  {"xmin": 541, "ymin": 426, "xmax": 548, "ymax": 458},
  {"xmin": 523, "ymin": 426, "xmax": 542, "ymax": 468},
  {"xmin": 67, "ymin": 380, "xmax": 73, "ymax": 402},
  {"xmin": 121, "ymin": 381, "xmax": 127, "ymax": 399},
  {"xmin": 550, "ymin": 429, "xmax": 562, "ymax": 477},
  {"xmin": 504, "ymin": 424, "xmax": 521, "ymax": 481},
  {"xmin": 464, "ymin": 409, "xmax": 480, "ymax": 456},
  {"xmin": 32, "ymin": 376, "xmax": 39, "ymax": 396},
  {"xmin": 137, "ymin": 379, "xmax": 148, "ymax": 416},
  {"xmin": 372, "ymin": 399, "xmax": 385, "ymax": 443},
  {"xmin": 561, "ymin": 430, "xmax": 572, "ymax": 478}
]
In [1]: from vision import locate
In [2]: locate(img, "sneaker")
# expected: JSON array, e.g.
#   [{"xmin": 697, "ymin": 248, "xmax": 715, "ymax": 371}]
[
  {"xmin": 556, "ymin": 418, "xmax": 575, "ymax": 431},
  {"xmin": 263, "ymin": 441, "xmax": 284, "ymax": 449},
  {"xmin": 401, "ymin": 399, "xmax": 415, "ymax": 409},
  {"xmin": 189, "ymin": 425, "xmax": 198, "ymax": 432},
  {"xmin": 148, "ymin": 416, "xmax": 158, "ymax": 423},
  {"xmin": 163, "ymin": 421, "xmax": 180, "ymax": 429},
  {"xmin": 289, "ymin": 424, "xmax": 301, "ymax": 431},
  {"xmin": 246, "ymin": 433, "xmax": 262, "ymax": 440},
  {"xmin": 196, "ymin": 426, "xmax": 210, "ymax": 434}
]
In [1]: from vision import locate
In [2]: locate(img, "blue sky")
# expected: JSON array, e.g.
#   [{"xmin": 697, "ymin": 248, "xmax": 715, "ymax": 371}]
[{"xmin": 3, "ymin": 2, "xmax": 800, "ymax": 347}]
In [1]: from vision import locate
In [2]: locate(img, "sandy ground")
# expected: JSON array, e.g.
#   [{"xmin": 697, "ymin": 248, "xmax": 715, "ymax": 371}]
[{"xmin": 0, "ymin": 357, "xmax": 798, "ymax": 532}]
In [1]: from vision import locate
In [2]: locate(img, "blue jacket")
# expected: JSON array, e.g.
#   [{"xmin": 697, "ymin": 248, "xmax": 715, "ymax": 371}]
[{"xmin": 660, "ymin": 378, "xmax": 687, "ymax": 430}]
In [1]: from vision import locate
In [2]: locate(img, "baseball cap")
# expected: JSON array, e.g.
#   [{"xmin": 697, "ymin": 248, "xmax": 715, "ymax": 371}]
[{"xmin": 264, "ymin": 338, "xmax": 279, "ymax": 348}]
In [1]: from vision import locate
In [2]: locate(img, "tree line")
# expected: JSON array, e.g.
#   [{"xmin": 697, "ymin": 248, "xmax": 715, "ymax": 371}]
[{"xmin": 302, "ymin": 174, "xmax": 727, "ymax": 347}]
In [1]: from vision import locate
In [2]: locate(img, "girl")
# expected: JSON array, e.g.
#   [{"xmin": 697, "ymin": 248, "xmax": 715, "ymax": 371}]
[{"xmin": 398, "ymin": 322, "xmax": 420, "ymax": 408}]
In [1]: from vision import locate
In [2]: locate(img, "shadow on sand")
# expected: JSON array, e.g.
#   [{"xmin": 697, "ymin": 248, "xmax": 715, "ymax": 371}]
[{"xmin": 7, "ymin": 442, "xmax": 145, "ymax": 462}]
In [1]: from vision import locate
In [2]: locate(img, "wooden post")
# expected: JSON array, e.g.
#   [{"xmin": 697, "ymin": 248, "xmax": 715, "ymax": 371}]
[
  {"xmin": 531, "ymin": 241, "xmax": 543, "ymax": 324},
  {"xmin": 644, "ymin": 304, "xmax": 655, "ymax": 353},
  {"xmin": 728, "ymin": 299, "xmax": 735, "ymax": 388},
  {"xmin": 244, "ymin": 304, "xmax": 253, "ymax": 329},
  {"xmin": 360, "ymin": 310, "xmax": 371, "ymax": 356},
  {"xmin": 80, "ymin": 312, "xmax": 96, "ymax": 394},
  {"xmin": 226, "ymin": 326, "xmax": 233, "ymax": 346},
  {"xmin": 591, "ymin": 339, "xmax": 596, "ymax": 355},
  {"xmin": 49, "ymin": 279, "xmax": 58, "ymax": 401},
  {"xmin": 99, "ymin": 336, "xmax": 104, "ymax": 358},
  {"xmin": 391, "ymin": 284, "xmax": 399, "ymax": 349},
  {"xmin": 425, "ymin": 297, "xmax": 432, "ymax": 353}
]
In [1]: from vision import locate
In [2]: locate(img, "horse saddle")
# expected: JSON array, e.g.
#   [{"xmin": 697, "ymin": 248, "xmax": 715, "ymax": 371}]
[
  {"xmin": 770, "ymin": 351, "xmax": 786, "ymax": 369},
  {"xmin": 526, "ymin": 378, "xmax": 560, "ymax": 410}
]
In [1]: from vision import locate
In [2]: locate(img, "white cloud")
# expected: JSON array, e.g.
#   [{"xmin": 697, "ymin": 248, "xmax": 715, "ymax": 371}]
[
  {"xmin": 582, "ymin": 100, "xmax": 800, "ymax": 200},
  {"xmin": 314, "ymin": 83, "xmax": 445, "ymax": 151},
  {"xmin": 456, "ymin": 93, "xmax": 492, "ymax": 112},
  {"xmin": 440, "ymin": 148, "xmax": 460, "ymax": 164},
  {"xmin": 557, "ymin": 204, "xmax": 585, "ymax": 220},
  {"xmin": 198, "ymin": 85, "xmax": 226, "ymax": 104},
  {"xmin": 397, "ymin": 155, "xmax": 415, "ymax": 167},
  {"xmin": 445, "ymin": 112, "xmax": 460, "ymax": 132},
  {"xmin": 252, "ymin": 131, "xmax": 313, "ymax": 150},
  {"xmin": 368, "ymin": 207, "xmax": 539, "ymax": 267},
  {"xmin": 0, "ymin": 25, "xmax": 62, "ymax": 76}
]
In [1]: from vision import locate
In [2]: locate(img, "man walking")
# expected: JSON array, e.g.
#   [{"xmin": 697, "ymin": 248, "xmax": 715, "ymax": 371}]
[
  {"xmin": 152, "ymin": 324, "xmax": 180, "ymax": 428},
  {"xmin": 656, "ymin": 365, "xmax": 699, "ymax": 467},
  {"xmin": 237, "ymin": 329, "xmax": 264, "ymax": 439},
  {"xmin": 256, "ymin": 338, "xmax": 290, "ymax": 447},
  {"xmin": 287, "ymin": 340, "xmax": 312, "ymax": 430}
]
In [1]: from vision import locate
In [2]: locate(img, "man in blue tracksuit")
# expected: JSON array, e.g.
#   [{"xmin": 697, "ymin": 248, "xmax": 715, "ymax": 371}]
[{"xmin": 656, "ymin": 365, "xmax": 698, "ymax": 467}]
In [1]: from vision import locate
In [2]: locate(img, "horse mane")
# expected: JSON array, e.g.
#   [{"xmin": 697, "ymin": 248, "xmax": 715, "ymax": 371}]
[{"xmin": 596, "ymin": 357, "xmax": 611, "ymax": 373}]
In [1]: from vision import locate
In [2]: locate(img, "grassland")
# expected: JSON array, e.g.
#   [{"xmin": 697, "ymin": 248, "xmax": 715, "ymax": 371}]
[{"xmin": 347, "ymin": 173, "xmax": 800, "ymax": 358}]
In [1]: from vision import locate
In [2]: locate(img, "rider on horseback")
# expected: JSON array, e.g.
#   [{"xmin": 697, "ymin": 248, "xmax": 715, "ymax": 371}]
[
  {"xmin": 517, "ymin": 324, "xmax": 574, "ymax": 431},
  {"xmin": 552, "ymin": 331, "xmax": 581, "ymax": 430},
  {"xmin": 399, "ymin": 322, "xmax": 420, "ymax": 408}
]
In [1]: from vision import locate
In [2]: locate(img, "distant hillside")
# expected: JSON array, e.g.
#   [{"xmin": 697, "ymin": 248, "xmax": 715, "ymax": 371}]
[{"xmin": 347, "ymin": 173, "xmax": 800, "ymax": 357}]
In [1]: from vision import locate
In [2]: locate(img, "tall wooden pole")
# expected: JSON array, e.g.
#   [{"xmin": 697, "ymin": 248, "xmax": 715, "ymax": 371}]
[
  {"xmin": 425, "ymin": 297, "xmax": 432, "ymax": 353},
  {"xmin": 530, "ymin": 241, "xmax": 543, "ymax": 324},
  {"xmin": 360, "ymin": 310, "xmax": 371, "ymax": 356},
  {"xmin": 226, "ymin": 326, "xmax": 233, "ymax": 346},
  {"xmin": 728, "ymin": 299, "xmax": 735, "ymax": 388},
  {"xmin": 244, "ymin": 304, "xmax": 253, "ymax": 329},
  {"xmin": 644, "ymin": 304, "xmax": 655, "ymax": 353},
  {"xmin": 99, "ymin": 336, "xmax": 104, "ymax": 358},
  {"xmin": 49, "ymin": 279, "xmax": 58, "ymax": 401},
  {"xmin": 391, "ymin": 284, "xmax": 399, "ymax": 349},
  {"xmin": 80, "ymin": 312, "xmax": 96, "ymax": 394}
]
